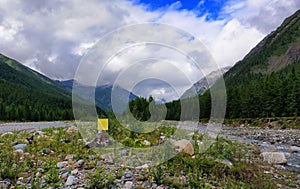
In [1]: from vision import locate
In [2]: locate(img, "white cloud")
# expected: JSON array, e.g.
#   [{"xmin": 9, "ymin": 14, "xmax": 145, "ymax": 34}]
[
  {"xmin": 225, "ymin": 0, "xmax": 300, "ymax": 33},
  {"xmin": 222, "ymin": 1, "xmax": 246, "ymax": 15},
  {"xmin": 209, "ymin": 19, "xmax": 264, "ymax": 67},
  {"xmin": 0, "ymin": 19, "xmax": 23, "ymax": 41},
  {"xmin": 0, "ymin": 0, "xmax": 299, "ymax": 101}
]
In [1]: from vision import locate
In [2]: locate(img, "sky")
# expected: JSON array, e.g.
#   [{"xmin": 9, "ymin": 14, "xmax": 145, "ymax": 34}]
[{"xmin": 0, "ymin": 0, "xmax": 300, "ymax": 101}]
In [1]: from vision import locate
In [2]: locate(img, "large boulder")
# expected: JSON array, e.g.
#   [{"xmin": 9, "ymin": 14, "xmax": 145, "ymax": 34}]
[
  {"xmin": 261, "ymin": 152, "xmax": 287, "ymax": 164},
  {"xmin": 172, "ymin": 139, "xmax": 194, "ymax": 156}
]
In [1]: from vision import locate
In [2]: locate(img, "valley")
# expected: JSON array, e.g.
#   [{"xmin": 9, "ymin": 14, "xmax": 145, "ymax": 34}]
[{"xmin": 0, "ymin": 4, "xmax": 299, "ymax": 189}]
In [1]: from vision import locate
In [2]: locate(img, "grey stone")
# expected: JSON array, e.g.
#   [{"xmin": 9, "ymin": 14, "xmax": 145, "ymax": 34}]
[
  {"xmin": 37, "ymin": 168, "xmax": 44, "ymax": 173},
  {"xmin": 71, "ymin": 169, "xmax": 78, "ymax": 175},
  {"xmin": 136, "ymin": 164, "xmax": 149, "ymax": 170},
  {"xmin": 34, "ymin": 131, "xmax": 45, "ymax": 136},
  {"xmin": 25, "ymin": 177, "xmax": 31, "ymax": 184},
  {"xmin": 65, "ymin": 154, "xmax": 76, "ymax": 161},
  {"xmin": 61, "ymin": 172, "xmax": 69, "ymax": 180},
  {"xmin": 124, "ymin": 173, "xmax": 132, "ymax": 179},
  {"xmin": 74, "ymin": 159, "xmax": 84, "ymax": 168},
  {"xmin": 36, "ymin": 172, "xmax": 42, "ymax": 178},
  {"xmin": 151, "ymin": 183, "xmax": 158, "ymax": 188},
  {"xmin": 40, "ymin": 148, "xmax": 51, "ymax": 155},
  {"xmin": 125, "ymin": 181, "xmax": 133, "ymax": 189},
  {"xmin": 13, "ymin": 144, "xmax": 28, "ymax": 152},
  {"xmin": 40, "ymin": 182, "xmax": 48, "ymax": 188},
  {"xmin": 16, "ymin": 181, "xmax": 24, "ymax": 185},
  {"xmin": 0, "ymin": 179, "xmax": 11, "ymax": 189},
  {"xmin": 66, "ymin": 126, "xmax": 78, "ymax": 133},
  {"xmin": 289, "ymin": 146, "xmax": 300, "ymax": 153},
  {"xmin": 13, "ymin": 149, "xmax": 24, "ymax": 156},
  {"xmin": 172, "ymin": 139, "xmax": 194, "ymax": 156},
  {"xmin": 120, "ymin": 150, "xmax": 129, "ymax": 156},
  {"xmin": 144, "ymin": 140, "xmax": 151, "ymax": 146},
  {"xmin": 57, "ymin": 161, "xmax": 69, "ymax": 169},
  {"xmin": 65, "ymin": 175, "xmax": 76, "ymax": 186},
  {"xmin": 261, "ymin": 152, "xmax": 287, "ymax": 164}
]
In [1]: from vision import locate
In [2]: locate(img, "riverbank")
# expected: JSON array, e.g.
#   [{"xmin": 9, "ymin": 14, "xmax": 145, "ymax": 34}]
[
  {"xmin": 223, "ymin": 117, "xmax": 300, "ymax": 129},
  {"xmin": 0, "ymin": 121, "xmax": 74, "ymax": 133},
  {"xmin": 0, "ymin": 122, "xmax": 299, "ymax": 188}
]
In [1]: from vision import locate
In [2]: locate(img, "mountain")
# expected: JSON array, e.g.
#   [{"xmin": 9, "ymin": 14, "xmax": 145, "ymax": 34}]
[
  {"xmin": 220, "ymin": 9, "xmax": 300, "ymax": 118},
  {"xmin": 163, "ymin": 10, "xmax": 300, "ymax": 120},
  {"xmin": 95, "ymin": 85, "xmax": 137, "ymax": 112},
  {"xmin": 57, "ymin": 80, "xmax": 137, "ymax": 112},
  {"xmin": 56, "ymin": 79, "xmax": 74, "ymax": 90},
  {"xmin": 0, "ymin": 53, "xmax": 75, "ymax": 121},
  {"xmin": 0, "ymin": 54, "xmax": 108, "ymax": 121},
  {"xmin": 225, "ymin": 10, "xmax": 300, "ymax": 84},
  {"xmin": 181, "ymin": 66, "xmax": 231, "ymax": 99}
]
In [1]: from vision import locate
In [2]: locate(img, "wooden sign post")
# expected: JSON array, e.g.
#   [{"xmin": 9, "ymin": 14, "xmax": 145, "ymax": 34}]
[{"xmin": 98, "ymin": 119, "xmax": 108, "ymax": 143}]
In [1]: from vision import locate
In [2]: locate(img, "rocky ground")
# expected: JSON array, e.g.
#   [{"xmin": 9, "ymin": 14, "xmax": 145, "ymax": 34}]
[
  {"xmin": 221, "ymin": 125, "xmax": 300, "ymax": 188},
  {"xmin": 221, "ymin": 126, "xmax": 300, "ymax": 147},
  {"xmin": 0, "ymin": 122, "xmax": 299, "ymax": 188}
]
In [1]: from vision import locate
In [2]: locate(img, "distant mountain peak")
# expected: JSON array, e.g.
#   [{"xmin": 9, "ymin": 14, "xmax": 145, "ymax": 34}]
[
  {"xmin": 57, "ymin": 80, "xmax": 137, "ymax": 112},
  {"xmin": 181, "ymin": 66, "xmax": 231, "ymax": 99}
]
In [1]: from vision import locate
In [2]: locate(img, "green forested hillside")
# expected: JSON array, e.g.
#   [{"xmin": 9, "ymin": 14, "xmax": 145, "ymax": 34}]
[
  {"xmin": 223, "ymin": 10, "xmax": 300, "ymax": 118},
  {"xmin": 0, "ymin": 54, "xmax": 110, "ymax": 121},
  {"xmin": 146, "ymin": 10, "xmax": 300, "ymax": 121},
  {"xmin": 0, "ymin": 54, "xmax": 75, "ymax": 121}
]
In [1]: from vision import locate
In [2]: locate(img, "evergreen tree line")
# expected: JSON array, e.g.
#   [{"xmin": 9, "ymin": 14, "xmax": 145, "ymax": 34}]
[
  {"xmin": 127, "ymin": 62, "xmax": 300, "ymax": 121},
  {"xmin": 128, "ymin": 96, "xmax": 152, "ymax": 121},
  {"xmin": 225, "ymin": 63, "xmax": 300, "ymax": 118},
  {"xmin": 0, "ymin": 79, "xmax": 74, "ymax": 121}
]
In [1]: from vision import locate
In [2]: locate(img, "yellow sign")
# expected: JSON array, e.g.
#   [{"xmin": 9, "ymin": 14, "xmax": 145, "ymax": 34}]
[{"xmin": 98, "ymin": 118, "xmax": 108, "ymax": 131}]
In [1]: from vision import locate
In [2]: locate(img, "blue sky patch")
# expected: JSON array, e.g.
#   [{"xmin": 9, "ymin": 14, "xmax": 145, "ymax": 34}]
[{"xmin": 134, "ymin": 0, "xmax": 230, "ymax": 20}]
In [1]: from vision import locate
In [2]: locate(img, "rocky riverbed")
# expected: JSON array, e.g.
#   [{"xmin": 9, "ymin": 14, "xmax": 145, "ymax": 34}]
[
  {"xmin": 221, "ymin": 126, "xmax": 300, "ymax": 147},
  {"xmin": 221, "ymin": 125, "xmax": 300, "ymax": 187},
  {"xmin": 0, "ymin": 122, "xmax": 299, "ymax": 188}
]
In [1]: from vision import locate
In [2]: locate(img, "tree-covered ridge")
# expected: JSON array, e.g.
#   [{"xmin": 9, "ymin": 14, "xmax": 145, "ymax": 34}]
[
  {"xmin": 225, "ymin": 61, "xmax": 300, "ymax": 118},
  {"xmin": 0, "ymin": 54, "xmax": 75, "ymax": 121},
  {"xmin": 129, "ymin": 59, "xmax": 300, "ymax": 120},
  {"xmin": 146, "ymin": 10, "xmax": 300, "ymax": 121},
  {"xmin": 222, "ymin": 10, "xmax": 300, "ymax": 119},
  {"xmin": 225, "ymin": 10, "xmax": 300, "ymax": 86},
  {"xmin": 0, "ymin": 54, "xmax": 71, "ymax": 98},
  {"xmin": 0, "ymin": 79, "xmax": 73, "ymax": 121}
]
